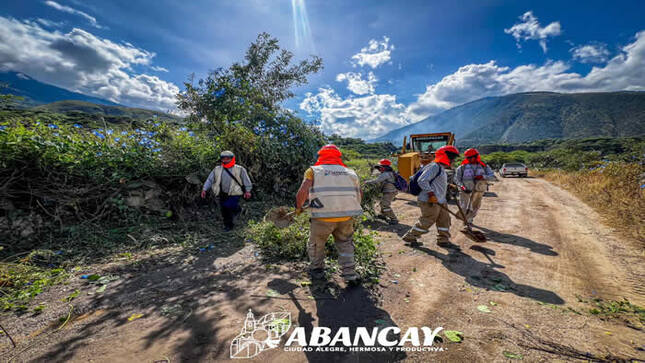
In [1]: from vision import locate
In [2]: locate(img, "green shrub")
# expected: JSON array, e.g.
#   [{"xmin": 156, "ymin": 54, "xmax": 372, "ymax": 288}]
[{"xmin": 246, "ymin": 215, "xmax": 383, "ymax": 280}]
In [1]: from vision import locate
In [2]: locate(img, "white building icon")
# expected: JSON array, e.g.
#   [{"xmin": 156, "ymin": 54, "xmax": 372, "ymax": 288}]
[{"xmin": 230, "ymin": 309, "xmax": 291, "ymax": 359}]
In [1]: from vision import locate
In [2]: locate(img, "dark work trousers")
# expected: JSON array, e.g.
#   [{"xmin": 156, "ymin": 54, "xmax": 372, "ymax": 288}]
[{"xmin": 219, "ymin": 193, "xmax": 241, "ymax": 228}]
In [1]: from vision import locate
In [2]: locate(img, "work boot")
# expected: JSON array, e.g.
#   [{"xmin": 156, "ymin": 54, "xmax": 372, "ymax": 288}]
[
  {"xmin": 343, "ymin": 272, "xmax": 361, "ymax": 286},
  {"xmin": 437, "ymin": 239, "xmax": 460, "ymax": 250},
  {"xmin": 402, "ymin": 235, "xmax": 418, "ymax": 243},
  {"xmin": 376, "ymin": 214, "xmax": 387, "ymax": 220},
  {"xmin": 388, "ymin": 218, "xmax": 399, "ymax": 225},
  {"xmin": 309, "ymin": 268, "xmax": 326, "ymax": 280},
  {"xmin": 403, "ymin": 235, "xmax": 423, "ymax": 247},
  {"xmin": 436, "ymin": 238, "xmax": 451, "ymax": 247}
]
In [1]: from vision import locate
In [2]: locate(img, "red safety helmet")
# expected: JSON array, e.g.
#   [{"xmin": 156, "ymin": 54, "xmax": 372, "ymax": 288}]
[
  {"xmin": 464, "ymin": 148, "xmax": 479, "ymax": 158},
  {"xmin": 378, "ymin": 159, "xmax": 392, "ymax": 166},
  {"xmin": 434, "ymin": 145, "xmax": 460, "ymax": 165},
  {"xmin": 318, "ymin": 144, "xmax": 340, "ymax": 153}
]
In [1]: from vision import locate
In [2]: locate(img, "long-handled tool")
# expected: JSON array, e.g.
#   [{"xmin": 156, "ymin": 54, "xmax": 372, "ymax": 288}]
[
  {"xmin": 438, "ymin": 202, "xmax": 486, "ymax": 242},
  {"xmin": 264, "ymin": 203, "xmax": 309, "ymax": 229}
]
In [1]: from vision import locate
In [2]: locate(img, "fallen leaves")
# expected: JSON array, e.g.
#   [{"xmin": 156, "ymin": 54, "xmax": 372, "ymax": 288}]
[
  {"xmin": 502, "ymin": 351, "xmax": 523, "ymax": 360},
  {"xmin": 444, "ymin": 330, "xmax": 464, "ymax": 342},
  {"xmin": 128, "ymin": 313, "xmax": 144, "ymax": 321}
]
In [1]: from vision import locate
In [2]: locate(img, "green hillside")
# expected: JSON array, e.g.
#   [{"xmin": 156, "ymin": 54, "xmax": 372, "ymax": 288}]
[{"xmin": 34, "ymin": 100, "xmax": 182, "ymax": 123}]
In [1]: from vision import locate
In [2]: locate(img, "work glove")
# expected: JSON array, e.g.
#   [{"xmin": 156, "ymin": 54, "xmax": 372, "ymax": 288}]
[
  {"xmin": 243, "ymin": 191, "xmax": 251, "ymax": 200},
  {"xmin": 460, "ymin": 185, "xmax": 472, "ymax": 194},
  {"xmin": 200, "ymin": 190, "xmax": 207, "ymax": 199},
  {"xmin": 474, "ymin": 175, "xmax": 484, "ymax": 180}
]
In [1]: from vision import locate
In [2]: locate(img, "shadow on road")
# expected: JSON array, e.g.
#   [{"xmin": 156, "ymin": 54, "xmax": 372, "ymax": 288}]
[
  {"xmin": 413, "ymin": 245, "xmax": 565, "ymax": 305},
  {"xmin": 25, "ymin": 239, "xmax": 280, "ymax": 362},
  {"xmin": 269, "ymin": 278, "xmax": 407, "ymax": 362},
  {"xmin": 473, "ymin": 226, "xmax": 558, "ymax": 256}
]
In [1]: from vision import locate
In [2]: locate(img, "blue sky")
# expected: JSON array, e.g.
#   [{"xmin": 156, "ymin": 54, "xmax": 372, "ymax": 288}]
[{"xmin": 1, "ymin": 0, "xmax": 644, "ymax": 139}]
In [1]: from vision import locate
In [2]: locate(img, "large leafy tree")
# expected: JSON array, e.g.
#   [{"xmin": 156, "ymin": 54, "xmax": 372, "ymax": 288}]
[
  {"xmin": 177, "ymin": 32, "xmax": 322, "ymax": 133},
  {"xmin": 176, "ymin": 33, "xmax": 325, "ymax": 193}
]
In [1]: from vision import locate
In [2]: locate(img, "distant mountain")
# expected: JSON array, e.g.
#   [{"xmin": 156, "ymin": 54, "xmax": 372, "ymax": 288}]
[
  {"xmin": 0, "ymin": 71, "xmax": 119, "ymax": 106},
  {"xmin": 34, "ymin": 100, "xmax": 182, "ymax": 123},
  {"xmin": 372, "ymin": 92, "xmax": 645, "ymax": 146},
  {"xmin": 1, "ymin": 71, "xmax": 181, "ymax": 122}
]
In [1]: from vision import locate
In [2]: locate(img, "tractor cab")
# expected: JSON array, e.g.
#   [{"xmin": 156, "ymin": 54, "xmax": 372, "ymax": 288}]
[{"xmin": 397, "ymin": 132, "xmax": 455, "ymax": 181}]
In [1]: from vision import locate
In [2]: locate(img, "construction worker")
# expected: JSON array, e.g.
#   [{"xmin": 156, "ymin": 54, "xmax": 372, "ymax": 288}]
[
  {"xmin": 295, "ymin": 144, "xmax": 363, "ymax": 284},
  {"xmin": 454, "ymin": 148, "xmax": 496, "ymax": 225},
  {"xmin": 201, "ymin": 150, "xmax": 252, "ymax": 231},
  {"xmin": 402, "ymin": 145, "xmax": 460, "ymax": 247},
  {"xmin": 365, "ymin": 159, "xmax": 398, "ymax": 225}
]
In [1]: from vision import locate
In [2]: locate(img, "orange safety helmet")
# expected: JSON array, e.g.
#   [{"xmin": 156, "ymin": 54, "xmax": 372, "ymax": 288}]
[
  {"xmin": 434, "ymin": 145, "xmax": 460, "ymax": 166},
  {"xmin": 462, "ymin": 147, "xmax": 487, "ymax": 166},
  {"xmin": 464, "ymin": 148, "xmax": 479, "ymax": 158},
  {"xmin": 378, "ymin": 159, "xmax": 392, "ymax": 166},
  {"xmin": 318, "ymin": 144, "xmax": 340, "ymax": 154}
]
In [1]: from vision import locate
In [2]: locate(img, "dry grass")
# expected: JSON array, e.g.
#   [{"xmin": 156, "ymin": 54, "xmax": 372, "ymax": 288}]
[{"xmin": 538, "ymin": 162, "xmax": 645, "ymax": 241}]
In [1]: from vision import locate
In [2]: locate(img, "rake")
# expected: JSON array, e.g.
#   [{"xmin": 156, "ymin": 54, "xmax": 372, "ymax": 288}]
[
  {"xmin": 438, "ymin": 202, "xmax": 487, "ymax": 242},
  {"xmin": 264, "ymin": 204, "xmax": 309, "ymax": 229}
]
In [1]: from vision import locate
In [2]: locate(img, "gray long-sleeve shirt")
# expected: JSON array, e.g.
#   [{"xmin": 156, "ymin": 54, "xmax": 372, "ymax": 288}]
[
  {"xmin": 454, "ymin": 163, "xmax": 495, "ymax": 189},
  {"xmin": 365, "ymin": 171, "xmax": 397, "ymax": 193},
  {"xmin": 417, "ymin": 162, "xmax": 448, "ymax": 204},
  {"xmin": 202, "ymin": 165, "xmax": 253, "ymax": 193}
]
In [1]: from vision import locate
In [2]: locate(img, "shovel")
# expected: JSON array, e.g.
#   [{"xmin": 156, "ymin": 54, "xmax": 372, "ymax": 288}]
[
  {"xmin": 264, "ymin": 204, "xmax": 309, "ymax": 229},
  {"xmin": 438, "ymin": 202, "xmax": 487, "ymax": 243}
]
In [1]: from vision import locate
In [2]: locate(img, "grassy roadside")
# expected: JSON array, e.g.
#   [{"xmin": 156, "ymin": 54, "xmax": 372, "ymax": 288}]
[{"xmin": 532, "ymin": 162, "xmax": 645, "ymax": 241}]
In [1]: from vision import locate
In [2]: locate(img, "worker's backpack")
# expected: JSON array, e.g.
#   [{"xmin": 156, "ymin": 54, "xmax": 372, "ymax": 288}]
[
  {"xmin": 393, "ymin": 173, "xmax": 409, "ymax": 192},
  {"xmin": 408, "ymin": 169, "xmax": 424, "ymax": 196},
  {"xmin": 408, "ymin": 166, "xmax": 442, "ymax": 196}
]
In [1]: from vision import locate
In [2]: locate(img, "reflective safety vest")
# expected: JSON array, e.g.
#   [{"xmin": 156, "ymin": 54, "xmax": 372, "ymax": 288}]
[
  {"xmin": 309, "ymin": 164, "xmax": 363, "ymax": 218},
  {"xmin": 210, "ymin": 165, "xmax": 245, "ymax": 196}
]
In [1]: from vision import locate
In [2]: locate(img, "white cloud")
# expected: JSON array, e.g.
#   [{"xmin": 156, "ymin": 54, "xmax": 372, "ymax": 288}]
[
  {"xmin": 0, "ymin": 16, "xmax": 179, "ymax": 111},
  {"xmin": 335, "ymin": 71, "xmax": 377, "ymax": 95},
  {"xmin": 35, "ymin": 18, "xmax": 65, "ymax": 28},
  {"xmin": 570, "ymin": 43, "xmax": 610, "ymax": 63},
  {"xmin": 406, "ymin": 31, "xmax": 645, "ymax": 121},
  {"xmin": 44, "ymin": 1, "xmax": 103, "ymax": 29},
  {"xmin": 504, "ymin": 11, "xmax": 561, "ymax": 52},
  {"xmin": 351, "ymin": 36, "xmax": 394, "ymax": 68},
  {"xmin": 151, "ymin": 65, "xmax": 169, "ymax": 72},
  {"xmin": 300, "ymin": 88, "xmax": 407, "ymax": 139}
]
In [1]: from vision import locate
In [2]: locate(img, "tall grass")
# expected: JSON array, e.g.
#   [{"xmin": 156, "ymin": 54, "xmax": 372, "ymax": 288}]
[{"xmin": 538, "ymin": 162, "xmax": 645, "ymax": 241}]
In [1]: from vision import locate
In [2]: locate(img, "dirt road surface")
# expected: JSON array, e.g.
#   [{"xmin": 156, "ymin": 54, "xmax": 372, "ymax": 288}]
[{"xmin": 2, "ymin": 176, "xmax": 644, "ymax": 362}]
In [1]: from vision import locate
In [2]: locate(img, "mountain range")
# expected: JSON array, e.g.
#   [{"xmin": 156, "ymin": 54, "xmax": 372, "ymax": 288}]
[
  {"xmin": 372, "ymin": 91, "xmax": 645, "ymax": 146},
  {"xmin": 0, "ymin": 71, "xmax": 119, "ymax": 106},
  {"xmin": 0, "ymin": 71, "xmax": 180, "ymax": 122}
]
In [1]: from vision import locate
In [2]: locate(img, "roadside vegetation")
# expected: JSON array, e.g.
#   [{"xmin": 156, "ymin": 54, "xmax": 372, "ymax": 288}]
[
  {"xmin": 474, "ymin": 137, "xmax": 645, "ymax": 241},
  {"xmin": 0, "ymin": 33, "xmax": 386, "ymax": 314}
]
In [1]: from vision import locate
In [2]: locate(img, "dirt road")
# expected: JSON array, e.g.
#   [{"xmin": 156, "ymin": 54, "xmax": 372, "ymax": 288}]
[{"xmin": 2, "ymin": 177, "xmax": 644, "ymax": 362}]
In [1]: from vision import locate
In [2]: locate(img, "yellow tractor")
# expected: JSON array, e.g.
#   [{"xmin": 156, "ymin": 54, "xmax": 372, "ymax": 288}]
[{"xmin": 396, "ymin": 132, "xmax": 455, "ymax": 181}]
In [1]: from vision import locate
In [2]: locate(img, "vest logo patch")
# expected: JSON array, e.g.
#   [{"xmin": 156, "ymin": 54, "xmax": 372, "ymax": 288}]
[{"xmin": 323, "ymin": 170, "xmax": 349, "ymax": 176}]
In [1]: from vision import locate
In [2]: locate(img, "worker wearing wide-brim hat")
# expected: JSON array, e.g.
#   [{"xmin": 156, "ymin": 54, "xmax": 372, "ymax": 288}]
[
  {"xmin": 454, "ymin": 148, "xmax": 496, "ymax": 225},
  {"xmin": 201, "ymin": 150, "xmax": 252, "ymax": 231},
  {"xmin": 365, "ymin": 158, "xmax": 399, "ymax": 225},
  {"xmin": 402, "ymin": 145, "xmax": 460, "ymax": 247},
  {"xmin": 295, "ymin": 144, "xmax": 363, "ymax": 284}
]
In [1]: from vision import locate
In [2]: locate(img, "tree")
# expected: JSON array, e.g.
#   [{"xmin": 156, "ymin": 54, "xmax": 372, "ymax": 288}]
[
  {"xmin": 176, "ymin": 33, "xmax": 326, "ymax": 193},
  {"xmin": 177, "ymin": 32, "xmax": 323, "ymax": 133}
]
